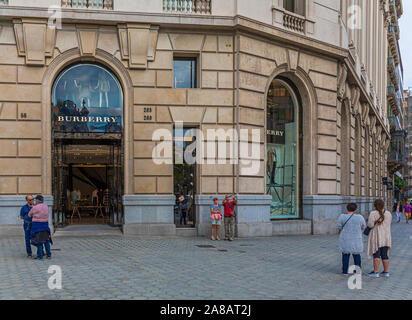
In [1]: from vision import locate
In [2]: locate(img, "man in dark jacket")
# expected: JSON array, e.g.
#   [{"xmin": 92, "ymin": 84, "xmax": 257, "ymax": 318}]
[{"xmin": 19, "ymin": 195, "xmax": 34, "ymax": 258}]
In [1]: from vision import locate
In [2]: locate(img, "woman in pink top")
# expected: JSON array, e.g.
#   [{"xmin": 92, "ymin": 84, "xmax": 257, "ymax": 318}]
[
  {"xmin": 28, "ymin": 195, "xmax": 52, "ymax": 260},
  {"xmin": 210, "ymin": 198, "xmax": 222, "ymax": 241}
]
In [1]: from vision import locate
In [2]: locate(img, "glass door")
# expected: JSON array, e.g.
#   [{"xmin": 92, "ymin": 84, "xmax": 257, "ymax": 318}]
[
  {"xmin": 52, "ymin": 141, "xmax": 69, "ymax": 228},
  {"xmin": 173, "ymin": 128, "xmax": 196, "ymax": 228},
  {"xmin": 107, "ymin": 141, "xmax": 124, "ymax": 226},
  {"xmin": 52, "ymin": 139, "xmax": 124, "ymax": 227}
]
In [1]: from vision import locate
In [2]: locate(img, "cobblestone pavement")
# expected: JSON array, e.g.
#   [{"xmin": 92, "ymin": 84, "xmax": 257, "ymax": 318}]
[{"xmin": 0, "ymin": 217, "xmax": 411, "ymax": 300}]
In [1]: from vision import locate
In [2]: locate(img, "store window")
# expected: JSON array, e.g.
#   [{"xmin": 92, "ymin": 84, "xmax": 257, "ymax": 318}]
[
  {"xmin": 173, "ymin": 57, "xmax": 197, "ymax": 88},
  {"xmin": 266, "ymin": 78, "xmax": 301, "ymax": 219},
  {"xmin": 51, "ymin": 64, "xmax": 123, "ymax": 133},
  {"xmin": 51, "ymin": 63, "xmax": 124, "ymax": 228}
]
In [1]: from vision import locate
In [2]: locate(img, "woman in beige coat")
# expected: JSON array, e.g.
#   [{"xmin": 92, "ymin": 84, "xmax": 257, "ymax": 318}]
[{"xmin": 367, "ymin": 199, "xmax": 392, "ymax": 278}]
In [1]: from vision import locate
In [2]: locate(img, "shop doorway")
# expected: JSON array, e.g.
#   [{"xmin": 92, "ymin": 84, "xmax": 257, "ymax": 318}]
[
  {"xmin": 50, "ymin": 63, "xmax": 124, "ymax": 229},
  {"xmin": 52, "ymin": 138, "xmax": 123, "ymax": 228},
  {"xmin": 173, "ymin": 127, "xmax": 197, "ymax": 228}
]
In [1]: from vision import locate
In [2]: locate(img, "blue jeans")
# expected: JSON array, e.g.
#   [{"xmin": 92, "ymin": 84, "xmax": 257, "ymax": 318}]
[
  {"xmin": 35, "ymin": 241, "xmax": 51, "ymax": 259},
  {"xmin": 23, "ymin": 222, "xmax": 32, "ymax": 255},
  {"xmin": 342, "ymin": 253, "xmax": 361, "ymax": 274}
]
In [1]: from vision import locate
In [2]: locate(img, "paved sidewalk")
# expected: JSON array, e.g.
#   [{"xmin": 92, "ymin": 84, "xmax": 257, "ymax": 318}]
[{"xmin": 0, "ymin": 218, "xmax": 411, "ymax": 300}]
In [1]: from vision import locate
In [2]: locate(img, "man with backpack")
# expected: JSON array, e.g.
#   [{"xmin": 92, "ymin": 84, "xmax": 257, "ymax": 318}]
[{"xmin": 222, "ymin": 194, "xmax": 237, "ymax": 241}]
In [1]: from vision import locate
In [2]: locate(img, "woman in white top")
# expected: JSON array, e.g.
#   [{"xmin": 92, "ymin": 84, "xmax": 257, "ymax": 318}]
[{"xmin": 367, "ymin": 199, "xmax": 392, "ymax": 278}]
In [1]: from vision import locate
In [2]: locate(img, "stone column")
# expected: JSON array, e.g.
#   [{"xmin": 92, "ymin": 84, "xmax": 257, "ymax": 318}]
[
  {"xmin": 235, "ymin": 195, "xmax": 273, "ymax": 237},
  {"xmin": 123, "ymin": 194, "xmax": 176, "ymax": 235},
  {"xmin": 303, "ymin": 195, "xmax": 347, "ymax": 235}
]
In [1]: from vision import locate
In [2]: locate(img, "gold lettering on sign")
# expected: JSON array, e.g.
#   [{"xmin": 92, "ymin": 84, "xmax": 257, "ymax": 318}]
[{"xmin": 266, "ymin": 130, "xmax": 284, "ymax": 137}]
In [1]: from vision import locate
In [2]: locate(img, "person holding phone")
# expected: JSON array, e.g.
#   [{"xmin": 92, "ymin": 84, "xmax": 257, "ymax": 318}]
[{"xmin": 222, "ymin": 194, "xmax": 237, "ymax": 241}]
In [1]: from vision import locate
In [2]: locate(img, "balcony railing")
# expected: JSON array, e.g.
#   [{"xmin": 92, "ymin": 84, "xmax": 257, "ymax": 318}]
[
  {"xmin": 388, "ymin": 56, "xmax": 399, "ymax": 91},
  {"xmin": 163, "ymin": 0, "xmax": 211, "ymax": 14},
  {"xmin": 283, "ymin": 10, "xmax": 305, "ymax": 33},
  {"xmin": 388, "ymin": 131, "xmax": 407, "ymax": 169},
  {"xmin": 389, "ymin": 115, "xmax": 402, "ymax": 132},
  {"xmin": 389, "ymin": 0, "xmax": 400, "ymax": 40},
  {"xmin": 61, "ymin": 0, "xmax": 113, "ymax": 10},
  {"xmin": 388, "ymin": 23, "xmax": 401, "ymax": 65},
  {"xmin": 388, "ymin": 83, "xmax": 402, "ymax": 117}
]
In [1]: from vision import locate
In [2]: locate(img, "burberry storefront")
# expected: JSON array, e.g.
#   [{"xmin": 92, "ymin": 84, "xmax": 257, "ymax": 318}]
[{"xmin": 0, "ymin": 6, "xmax": 391, "ymax": 237}]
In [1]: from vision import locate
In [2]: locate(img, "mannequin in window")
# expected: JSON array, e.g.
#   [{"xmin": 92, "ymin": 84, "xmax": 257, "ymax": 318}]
[
  {"xmin": 61, "ymin": 79, "xmax": 78, "ymax": 105},
  {"xmin": 94, "ymin": 71, "xmax": 111, "ymax": 108},
  {"xmin": 74, "ymin": 77, "xmax": 91, "ymax": 108},
  {"xmin": 267, "ymin": 148, "xmax": 278, "ymax": 185}
]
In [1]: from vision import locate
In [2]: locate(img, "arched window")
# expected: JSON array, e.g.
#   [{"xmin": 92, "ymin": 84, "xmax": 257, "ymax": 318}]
[
  {"xmin": 266, "ymin": 78, "xmax": 301, "ymax": 219},
  {"xmin": 51, "ymin": 64, "xmax": 123, "ymax": 133}
]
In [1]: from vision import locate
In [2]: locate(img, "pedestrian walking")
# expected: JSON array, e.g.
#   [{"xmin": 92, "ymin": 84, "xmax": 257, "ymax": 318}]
[
  {"xmin": 28, "ymin": 195, "xmax": 52, "ymax": 260},
  {"xmin": 210, "ymin": 198, "xmax": 222, "ymax": 241},
  {"xmin": 222, "ymin": 194, "xmax": 237, "ymax": 241},
  {"xmin": 19, "ymin": 195, "xmax": 34, "ymax": 258},
  {"xmin": 336, "ymin": 203, "xmax": 366, "ymax": 275},
  {"xmin": 177, "ymin": 195, "xmax": 188, "ymax": 226},
  {"xmin": 367, "ymin": 199, "xmax": 392, "ymax": 278},
  {"xmin": 395, "ymin": 201, "xmax": 402, "ymax": 223},
  {"xmin": 404, "ymin": 201, "xmax": 411, "ymax": 224}
]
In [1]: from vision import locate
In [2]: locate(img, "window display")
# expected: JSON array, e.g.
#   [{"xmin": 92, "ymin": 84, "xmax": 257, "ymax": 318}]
[{"xmin": 266, "ymin": 79, "xmax": 301, "ymax": 219}]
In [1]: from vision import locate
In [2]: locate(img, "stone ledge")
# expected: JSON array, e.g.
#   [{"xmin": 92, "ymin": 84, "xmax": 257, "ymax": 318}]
[
  {"xmin": 272, "ymin": 219, "xmax": 312, "ymax": 236},
  {"xmin": 0, "ymin": 225, "xmax": 21, "ymax": 237},
  {"xmin": 123, "ymin": 223, "xmax": 176, "ymax": 236},
  {"xmin": 176, "ymin": 228, "xmax": 198, "ymax": 237},
  {"xmin": 237, "ymin": 222, "xmax": 272, "ymax": 238},
  {"xmin": 123, "ymin": 194, "xmax": 175, "ymax": 206}
]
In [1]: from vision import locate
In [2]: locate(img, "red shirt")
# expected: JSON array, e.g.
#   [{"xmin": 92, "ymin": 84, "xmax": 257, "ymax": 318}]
[{"xmin": 223, "ymin": 201, "xmax": 236, "ymax": 217}]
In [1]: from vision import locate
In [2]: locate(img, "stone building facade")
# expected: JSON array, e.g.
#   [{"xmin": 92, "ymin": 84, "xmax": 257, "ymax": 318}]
[
  {"xmin": 405, "ymin": 90, "xmax": 412, "ymax": 198},
  {"xmin": 0, "ymin": 0, "xmax": 398, "ymax": 237}
]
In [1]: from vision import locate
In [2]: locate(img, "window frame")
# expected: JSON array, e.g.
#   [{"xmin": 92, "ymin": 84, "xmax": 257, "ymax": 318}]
[{"xmin": 173, "ymin": 56, "xmax": 198, "ymax": 89}]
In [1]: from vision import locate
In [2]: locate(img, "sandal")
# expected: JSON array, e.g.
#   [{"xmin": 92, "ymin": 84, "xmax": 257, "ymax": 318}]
[{"xmin": 211, "ymin": 236, "xmax": 215, "ymax": 241}]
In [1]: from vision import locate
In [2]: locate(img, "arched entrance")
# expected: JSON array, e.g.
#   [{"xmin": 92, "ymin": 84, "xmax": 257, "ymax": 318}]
[
  {"xmin": 51, "ymin": 63, "xmax": 124, "ymax": 228},
  {"xmin": 266, "ymin": 77, "xmax": 303, "ymax": 219}
]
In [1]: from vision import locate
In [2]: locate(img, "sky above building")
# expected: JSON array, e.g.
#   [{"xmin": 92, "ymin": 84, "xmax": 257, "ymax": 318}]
[{"xmin": 399, "ymin": 1, "xmax": 412, "ymax": 90}]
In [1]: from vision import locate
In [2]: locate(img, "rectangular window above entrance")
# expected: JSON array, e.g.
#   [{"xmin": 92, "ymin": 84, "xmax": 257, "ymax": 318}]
[{"xmin": 173, "ymin": 57, "xmax": 197, "ymax": 89}]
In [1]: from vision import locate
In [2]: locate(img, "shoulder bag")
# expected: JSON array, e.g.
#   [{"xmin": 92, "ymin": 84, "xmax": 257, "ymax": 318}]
[
  {"xmin": 339, "ymin": 214, "xmax": 354, "ymax": 233},
  {"xmin": 364, "ymin": 215, "xmax": 383, "ymax": 236}
]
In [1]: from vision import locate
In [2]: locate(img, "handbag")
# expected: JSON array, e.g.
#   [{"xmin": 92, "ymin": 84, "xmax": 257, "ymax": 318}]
[
  {"xmin": 363, "ymin": 226, "xmax": 371, "ymax": 236},
  {"xmin": 363, "ymin": 216, "xmax": 383, "ymax": 236},
  {"xmin": 339, "ymin": 214, "xmax": 354, "ymax": 233}
]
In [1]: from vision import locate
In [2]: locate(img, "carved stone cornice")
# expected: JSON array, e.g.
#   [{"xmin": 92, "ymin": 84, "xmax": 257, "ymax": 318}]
[
  {"xmin": 117, "ymin": 23, "xmax": 159, "ymax": 70},
  {"xmin": 13, "ymin": 18, "xmax": 56, "ymax": 66},
  {"xmin": 361, "ymin": 102, "xmax": 369, "ymax": 126},
  {"xmin": 369, "ymin": 115, "xmax": 377, "ymax": 136},
  {"xmin": 350, "ymin": 85, "xmax": 360, "ymax": 116},
  {"xmin": 337, "ymin": 62, "xmax": 348, "ymax": 102}
]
